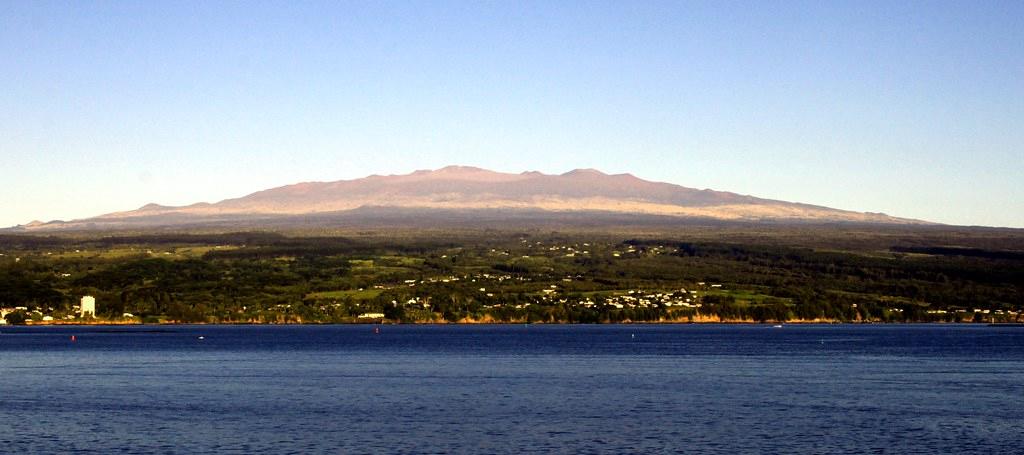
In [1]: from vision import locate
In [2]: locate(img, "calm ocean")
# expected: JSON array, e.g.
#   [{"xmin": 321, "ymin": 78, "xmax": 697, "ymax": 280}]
[{"xmin": 1, "ymin": 324, "xmax": 1022, "ymax": 454}]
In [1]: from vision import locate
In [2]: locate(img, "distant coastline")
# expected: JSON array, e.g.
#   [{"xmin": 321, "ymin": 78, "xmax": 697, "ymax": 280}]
[
  {"xmin": 3, "ymin": 227, "xmax": 1021, "ymax": 328},
  {"xmin": 7, "ymin": 318, "xmax": 1006, "ymax": 327}
]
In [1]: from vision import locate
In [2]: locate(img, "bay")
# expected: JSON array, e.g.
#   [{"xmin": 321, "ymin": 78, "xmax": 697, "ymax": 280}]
[{"xmin": 1, "ymin": 324, "xmax": 1022, "ymax": 454}]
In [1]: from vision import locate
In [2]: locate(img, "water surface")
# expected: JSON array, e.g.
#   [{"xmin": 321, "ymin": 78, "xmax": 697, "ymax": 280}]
[{"xmin": 2, "ymin": 324, "xmax": 1022, "ymax": 453}]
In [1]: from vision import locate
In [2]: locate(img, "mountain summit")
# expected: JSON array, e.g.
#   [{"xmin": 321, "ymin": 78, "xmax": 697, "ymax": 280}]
[{"xmin": 19, "ymin": 166, "xmax": 927, "ymax": 230}]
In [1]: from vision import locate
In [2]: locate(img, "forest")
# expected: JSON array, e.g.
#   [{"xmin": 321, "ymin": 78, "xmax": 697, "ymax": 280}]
[{"xmin": 1, "ymin": 224, "xmax": 1022, "ymax": 324}]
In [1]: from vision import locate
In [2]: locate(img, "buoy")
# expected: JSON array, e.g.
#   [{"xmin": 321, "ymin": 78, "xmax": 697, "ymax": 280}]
[
  {"xmin": 374, "ymin": 326, "xmax": 380, "ymax": 334},
  {"xmin": 70, "ymin": 335, "xmax": 76, "ymax": 342}
]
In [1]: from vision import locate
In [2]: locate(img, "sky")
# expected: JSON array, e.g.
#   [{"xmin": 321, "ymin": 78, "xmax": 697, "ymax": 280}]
[{"xmin": 2, "ymin": 1, "xmax": 1022, "ymax": 228}]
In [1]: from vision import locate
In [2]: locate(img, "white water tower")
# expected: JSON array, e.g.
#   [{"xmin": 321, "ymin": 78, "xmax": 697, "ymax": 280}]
[{"xmin": 80, "ymin": 296, "xmax": 96, "ymax": 318}]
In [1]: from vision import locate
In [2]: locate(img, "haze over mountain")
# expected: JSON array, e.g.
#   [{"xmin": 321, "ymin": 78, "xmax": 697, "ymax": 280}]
[{"xmin": 15, "ymin": 166, "xmax": 927, "ymax": 231}]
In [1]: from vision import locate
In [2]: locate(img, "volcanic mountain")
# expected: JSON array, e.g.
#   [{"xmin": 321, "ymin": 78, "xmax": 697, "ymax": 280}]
[{"xmin": 17, "ymin": 166, "xmax": 926, "ymax": 230}]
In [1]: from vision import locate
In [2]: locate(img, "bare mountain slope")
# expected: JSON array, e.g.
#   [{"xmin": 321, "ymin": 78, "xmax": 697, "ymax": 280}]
[{"xmin": 17, "ymin": 166, "xmax": 928, "ymax": 230}]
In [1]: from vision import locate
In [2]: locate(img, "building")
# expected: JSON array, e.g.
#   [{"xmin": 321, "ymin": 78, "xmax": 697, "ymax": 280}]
[{"xmin": 80, "ymin": 296, "xmax": 96, "ymax": 318}]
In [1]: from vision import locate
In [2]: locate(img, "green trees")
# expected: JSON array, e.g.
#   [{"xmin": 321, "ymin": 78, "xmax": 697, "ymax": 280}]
[
  {"xmin": 3, "ymin": 311, "xmax": 28, "ymax": 325},
  {"xmin": 0, "ymin": 267, "xmax": 64, "ymax": 310},
  {"xmin": 0, "ymin": 229, "xmax": 1020, "ymax": 324}
]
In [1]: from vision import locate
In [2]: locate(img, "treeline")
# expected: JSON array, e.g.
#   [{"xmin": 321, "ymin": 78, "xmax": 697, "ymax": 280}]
[
  {"xmin": 1, "ymin": 231, "xmax": 1022, "ymax": 324},
  {"xmin": 890, "ymin": 245, "xmax": 1024, "ymax": 261},
  {"xmin": 624, "ymin": 239, "xmax": 1023, "ymax": 309}
]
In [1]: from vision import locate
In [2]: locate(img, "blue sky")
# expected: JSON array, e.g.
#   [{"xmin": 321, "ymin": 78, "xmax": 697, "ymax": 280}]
[{"xmin": 2, "ymin": 1, "xmax": 1022, "ymax": 227}]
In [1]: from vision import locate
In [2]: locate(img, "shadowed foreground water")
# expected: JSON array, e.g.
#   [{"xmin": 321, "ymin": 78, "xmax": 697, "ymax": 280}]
[{"xmin": 1, "ymin": 324, "xmax": 1022, "ymax": 454}]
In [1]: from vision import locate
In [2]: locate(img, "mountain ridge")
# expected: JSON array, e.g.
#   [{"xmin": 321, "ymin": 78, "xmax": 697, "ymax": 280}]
[{"xmin": 12, "ymin": 166, "xmax": 931, "ymax": 230}]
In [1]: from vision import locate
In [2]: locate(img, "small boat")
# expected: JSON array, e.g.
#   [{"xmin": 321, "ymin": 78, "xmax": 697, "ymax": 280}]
[{"xmin": 772, "ymin": 324, "xmax": 783, "ymax": 328}]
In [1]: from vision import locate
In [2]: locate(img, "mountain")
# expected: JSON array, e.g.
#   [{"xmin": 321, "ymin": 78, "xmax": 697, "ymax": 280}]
[{"xmin": 13, "ymin": 166, "xmax": 928, "ymax": 231}]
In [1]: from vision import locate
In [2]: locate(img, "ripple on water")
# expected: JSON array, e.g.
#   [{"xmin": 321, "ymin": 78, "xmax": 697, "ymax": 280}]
[{"xmin": 1, "ymin": 324, "xmax": 1022, "ymax": 454}]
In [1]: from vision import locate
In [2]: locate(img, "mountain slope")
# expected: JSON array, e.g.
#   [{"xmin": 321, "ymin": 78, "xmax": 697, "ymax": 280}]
[{"xmin": 15, "ymin": 166, "xmax": 929, "ymax": 230}]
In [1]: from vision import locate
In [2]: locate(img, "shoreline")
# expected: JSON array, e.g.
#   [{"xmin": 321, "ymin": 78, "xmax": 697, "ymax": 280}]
[{"xmin": 6, "ymin": 319, "xmax": 1008, "ymax": 327}]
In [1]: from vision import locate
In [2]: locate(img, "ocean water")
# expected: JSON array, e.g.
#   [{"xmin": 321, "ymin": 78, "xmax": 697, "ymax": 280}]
[{"xmin": 1, "ymin": 324, "xmax": 1022, "ymax": 454}]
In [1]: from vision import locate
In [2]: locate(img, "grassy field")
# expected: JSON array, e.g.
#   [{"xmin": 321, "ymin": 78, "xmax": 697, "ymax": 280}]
[{"xmin": 305, "ymin": 289, "xmax": 384, "ymax": 300}]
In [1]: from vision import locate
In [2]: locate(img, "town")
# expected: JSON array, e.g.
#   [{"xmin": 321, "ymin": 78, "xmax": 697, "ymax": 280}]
[{"xmin": 1, "ymin": 229, "xmax": 1021, "ymax": 325}]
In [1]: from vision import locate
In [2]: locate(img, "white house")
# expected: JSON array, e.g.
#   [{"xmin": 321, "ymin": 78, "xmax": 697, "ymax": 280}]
[{"xmin": 80, "ymin": 296, "xmax": 96, "ymax": 318}]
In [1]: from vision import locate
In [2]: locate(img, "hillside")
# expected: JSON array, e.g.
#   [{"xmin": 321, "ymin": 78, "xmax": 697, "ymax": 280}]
[{"xmin": 13, "ymin": 166, "xmax": 928, "ymax": 231}]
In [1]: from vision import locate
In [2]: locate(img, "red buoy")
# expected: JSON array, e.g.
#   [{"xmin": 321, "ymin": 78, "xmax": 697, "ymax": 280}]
[{"xmin": 70, "ymin": 335, "xmax": 76, "ymax": 342}]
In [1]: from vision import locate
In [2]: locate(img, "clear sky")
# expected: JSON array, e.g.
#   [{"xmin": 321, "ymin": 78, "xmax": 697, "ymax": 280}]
[{"xmin": 2, "ymin": 1, "xmax": 1022, "ymax": 228}]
